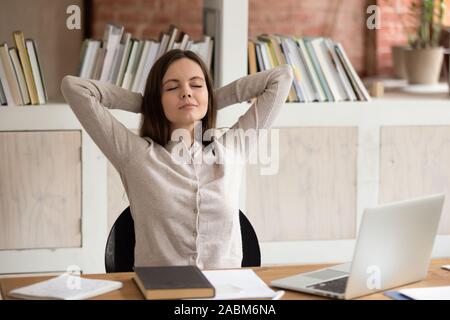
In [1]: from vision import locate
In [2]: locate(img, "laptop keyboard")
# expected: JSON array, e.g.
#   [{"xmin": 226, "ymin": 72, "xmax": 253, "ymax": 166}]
[{"xmin": 306, "ymin": 276, "xmax": 349, "ymax": 294}]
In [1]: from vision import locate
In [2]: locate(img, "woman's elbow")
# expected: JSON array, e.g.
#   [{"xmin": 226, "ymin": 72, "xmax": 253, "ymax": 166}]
[
  {"xmin": 61, "ymin": 75, "xmax": 96, "ymax": 101},
  {"xmin": 60, "ymin": 75, "xmax": 78, "ymax": 97}
]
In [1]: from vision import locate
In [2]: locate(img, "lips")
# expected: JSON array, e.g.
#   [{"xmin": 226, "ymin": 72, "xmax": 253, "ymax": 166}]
[{"xmin": 179, "ymin": 103, "xmax": 198, "ymax": 109}]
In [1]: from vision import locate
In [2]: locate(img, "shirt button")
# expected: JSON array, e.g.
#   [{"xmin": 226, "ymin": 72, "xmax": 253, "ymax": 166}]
[
  {"xmin": 193, "ymin": 208, "xmax": 198, "ymax": 214},
  {"xmin": 193, "ymin": 231, "xmax": 197, "ymax": 237}
]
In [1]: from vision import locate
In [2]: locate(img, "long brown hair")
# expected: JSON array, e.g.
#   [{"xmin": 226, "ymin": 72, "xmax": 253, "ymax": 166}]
[{"xmin": 140, "ymin": 49, "xmax": 217, "ymax": 146}]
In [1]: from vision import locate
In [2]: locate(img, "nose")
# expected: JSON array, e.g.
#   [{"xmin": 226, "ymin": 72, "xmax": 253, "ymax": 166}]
[{"xmin": 180, "ymin": 85, "xmax": 193, "ymax": 99}]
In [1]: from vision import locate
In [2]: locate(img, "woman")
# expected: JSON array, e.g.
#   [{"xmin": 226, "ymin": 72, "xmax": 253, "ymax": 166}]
[{"xmin": 61, "ymin": 49, "xmax": 293, "ymax": 269}]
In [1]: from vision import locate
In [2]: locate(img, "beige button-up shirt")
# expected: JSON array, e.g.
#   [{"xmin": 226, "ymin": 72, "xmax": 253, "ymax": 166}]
[{"xmin": 61, "ymin": 64, "xmax": 293, "ymax": 269}]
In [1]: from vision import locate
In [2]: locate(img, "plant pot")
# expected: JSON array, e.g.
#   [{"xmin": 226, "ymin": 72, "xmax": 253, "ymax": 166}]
[
  {"xmin": 404, "ymin": 46, "xmax": 444, "ymax": 85},
  {"xmin": 391, "ymin": 45, "xmax": 408, "ymax": 79}
]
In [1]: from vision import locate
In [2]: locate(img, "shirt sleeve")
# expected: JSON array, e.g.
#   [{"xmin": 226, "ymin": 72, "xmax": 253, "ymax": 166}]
[
  {"xmin": 61, "ymin": 75, "xmax": 148, "ymax": 173},
  {"xmin": 213, "ymin": 65, "xmax": 293, "ymax": 160},
  {"xmin": 215, "ymin": 64, "xmax": 293, "ymax": 129}
]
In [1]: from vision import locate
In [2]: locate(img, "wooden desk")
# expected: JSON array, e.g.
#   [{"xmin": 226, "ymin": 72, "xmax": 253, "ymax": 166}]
[{"xmin": 1, "ymin": 259, "xmax": 449, "ymax": 300}]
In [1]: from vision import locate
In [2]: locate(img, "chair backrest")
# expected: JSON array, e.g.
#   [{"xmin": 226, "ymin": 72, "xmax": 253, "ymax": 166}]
[{"xmin": 105, "ymin": 207, "xmax": 261, "ymax": 272}]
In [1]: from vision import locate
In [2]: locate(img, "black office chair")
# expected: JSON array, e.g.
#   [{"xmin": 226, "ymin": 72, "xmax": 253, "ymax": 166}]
[{"xmin": 105, "ymin": 207, "xmax": 261, "ymax": 272}]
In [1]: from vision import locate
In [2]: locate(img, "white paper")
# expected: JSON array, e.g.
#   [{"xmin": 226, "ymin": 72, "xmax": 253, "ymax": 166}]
[
  {"xmin": 399, "ymin": 286, "xmax": 450, "ymax": 300},
  {"xmin": 189, "ymin": 269, "xmax": 277, "ymax": 300},
  {"xmin": 9, "ymin": 274, "xmax": 123, "ymax": 300}
]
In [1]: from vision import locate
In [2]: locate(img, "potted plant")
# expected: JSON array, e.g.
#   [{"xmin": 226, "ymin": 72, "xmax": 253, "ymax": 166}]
[{"xmin": 404, "ymin": 0, "xmax": 446, "ymax": 84}]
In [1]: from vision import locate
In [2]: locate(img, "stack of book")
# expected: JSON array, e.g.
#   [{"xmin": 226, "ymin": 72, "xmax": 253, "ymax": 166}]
[
  {"xmin": 248, "ymin": 35, "xmax": 371, "ymax": 103},
  {"xmin": 0, "ymin": 31, "xmax": 47, "ymax": 107},
  {"xmin": 78, "ymin": 24, "xmax": 214, "ymax": 95}
]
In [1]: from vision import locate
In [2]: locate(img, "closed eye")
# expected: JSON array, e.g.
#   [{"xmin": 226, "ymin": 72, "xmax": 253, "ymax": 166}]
[{"xmin": 166, "ymin": 85, "xmax": 202, "ymax": 91}]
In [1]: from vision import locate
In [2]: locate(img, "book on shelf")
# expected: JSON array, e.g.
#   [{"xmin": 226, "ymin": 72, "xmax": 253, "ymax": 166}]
[
  {"xmin": 77, "ymin": 23, "xmax": 214, "ymax": 95},
  {"xmin": 9, "ymin": 47, "xmax": 30, "ymax": 105},
  {"xmin": 114, "ymin": 32, "xmax": 133, "ymax": 87},
  {"xmin": 304, "ymin": 37, "xmax": 334, "ymax": 102},
  {"xmin": 297, "ymin": 37, "xmax": 327, "ymax": 102},
  {"xmin": 26, "ymin": 39, "xmax": 48, "ymax": 104},
  {"xmin": 133, "ymin": 265, "xmax": 215, "ymax": 300},
  {"xmin": 13, "ymin": 31, "xmax": 39, "ymax": 105},
  {"xmin": 0, "ymin": 31, "xmax": 47, "ymax": 107},
  {"xmin": 0, "ymin": 76, "xmax": 6, "ymax": 105},
  {"xmin": 0, "ymin": 43, "xmax": 23, "ymax": 106},
  {"xmin": 334, "ymin": 42, "xmax": 371, "ymax": 102},
  {"xmin": 248, "ymin": 34, "xmax": 371, "ymax": 103}
]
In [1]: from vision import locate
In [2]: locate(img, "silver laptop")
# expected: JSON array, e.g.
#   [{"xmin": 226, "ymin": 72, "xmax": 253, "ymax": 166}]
[{"xmin": 271, "ymin": 194, "xmax": 445, "ymax": 299}]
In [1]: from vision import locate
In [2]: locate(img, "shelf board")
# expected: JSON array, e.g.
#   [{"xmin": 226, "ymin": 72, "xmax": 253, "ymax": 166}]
[
  {"xmin": 0, "ymin": 103, "xmax": 141, "ymax": 131},
  {"xmin": 2, "ymin": 94, "xmax": 450, "ymax": 131},
  {"xmin": 216, "ymin": 95, "xmax": 450, "ymax": 127}
]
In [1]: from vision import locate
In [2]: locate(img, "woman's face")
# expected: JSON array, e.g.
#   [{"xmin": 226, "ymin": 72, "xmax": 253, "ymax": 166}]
[{"xmin": 161, "ymin": 58, "xmax": 209, "ymax": 132}]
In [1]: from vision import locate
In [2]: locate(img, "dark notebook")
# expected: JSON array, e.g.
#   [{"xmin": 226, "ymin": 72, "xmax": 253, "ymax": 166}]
[{"xmin": 133, "ymin": 265, "xmax": 215, "ymax": 300}]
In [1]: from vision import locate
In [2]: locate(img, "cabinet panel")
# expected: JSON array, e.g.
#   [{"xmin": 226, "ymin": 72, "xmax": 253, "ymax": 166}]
[
  {"xmin": 380, "ymin": 126, "xmax": 450, "ymax": 235},
  {"xmin": 246, "ymin": 127, "xmax": 358, "ymax": 241},
  {"xmin": 0, "ymin": 131, "xmax": 81, "ymax": 249}
]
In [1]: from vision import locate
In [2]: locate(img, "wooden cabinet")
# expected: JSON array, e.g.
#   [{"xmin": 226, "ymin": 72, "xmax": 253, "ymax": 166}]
[
  {"xmin": 379, "ymin": 126, "xmax": 450, "ymax": 234},
  {"xmin": 0, "ymin": 105, "xmax": 140, "ymax": 274},
  {"xmin": 246, "ymin": 127, "xmax": 357, "ymax": 241},
  {"xmin": 0, "ymin": 131, "xmax": 81, "ymax": 250}
]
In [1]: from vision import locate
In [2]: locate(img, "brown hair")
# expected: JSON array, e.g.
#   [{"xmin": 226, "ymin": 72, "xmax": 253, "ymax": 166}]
[{"xmin": 140, "ymin": 49, "xmax": 217, "ymax": 146}]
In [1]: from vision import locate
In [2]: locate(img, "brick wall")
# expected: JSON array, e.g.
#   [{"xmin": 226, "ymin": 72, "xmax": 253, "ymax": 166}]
[
  {"xmin": 90, "ymin": 0, "xmax": 450, "ymax": 77},
  {"xmin": 91, "ymin": 0, "xmax": 204, "ymax": 40},
  {"xmin": 91, "ymin": 0, "xmax": 367, "ymax": 74}
]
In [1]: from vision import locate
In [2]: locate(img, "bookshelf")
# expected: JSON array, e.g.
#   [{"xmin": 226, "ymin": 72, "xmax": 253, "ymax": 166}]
[{"xmin": 1, "ymin": 0, "xmax": 450, "ymax": 275}]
